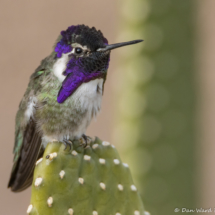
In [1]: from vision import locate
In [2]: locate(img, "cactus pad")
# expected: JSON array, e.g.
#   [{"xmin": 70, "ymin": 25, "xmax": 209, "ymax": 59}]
[{"xmin": 27, "ymin": 137, "xmax": 148, "ymax": 215}]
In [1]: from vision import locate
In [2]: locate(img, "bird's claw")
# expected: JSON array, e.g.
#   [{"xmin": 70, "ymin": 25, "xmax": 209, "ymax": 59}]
[
  {"xmin": 63, "ymin": 138, "xmax": 73, "ymax": 151},
  {"xmin": 80, "ymin": 134, "xmax": 92, "ymax": 148}
]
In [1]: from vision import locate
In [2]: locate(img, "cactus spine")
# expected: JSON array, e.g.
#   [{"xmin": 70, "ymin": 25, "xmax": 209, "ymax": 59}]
[{"xmin": 27, "ymin": 138, "xmax": 148, "ymax": 215}]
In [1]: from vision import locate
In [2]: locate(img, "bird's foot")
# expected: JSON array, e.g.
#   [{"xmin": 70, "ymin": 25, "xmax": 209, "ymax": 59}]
[
  {"xmin": 79, "ymin": 134, "xmax": 92, "ymax": 148},
  {"xmin": 63, "ymin": 138, "xmax": 73, "ymax": 151}
]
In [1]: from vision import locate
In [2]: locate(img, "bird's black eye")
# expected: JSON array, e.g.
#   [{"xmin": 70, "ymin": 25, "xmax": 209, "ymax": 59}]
[{"xmin": 75, "ymin": 47, "xmax": 83, "ymax": 54}]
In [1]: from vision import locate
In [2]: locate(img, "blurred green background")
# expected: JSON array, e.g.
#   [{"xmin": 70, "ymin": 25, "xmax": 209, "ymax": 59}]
[
  {"xmin": 113, "ymin": 1, "xmax": 195, "ymax": 214},
  {"xmin": 1, "ymin": 0, "xmax": 215, "ymax": 214}
]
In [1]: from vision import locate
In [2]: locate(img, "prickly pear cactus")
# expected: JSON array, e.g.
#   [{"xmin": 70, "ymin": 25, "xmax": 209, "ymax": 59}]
[{"xmin": 27, "ymin": 137, "xmax": 149, "ymax": 215}]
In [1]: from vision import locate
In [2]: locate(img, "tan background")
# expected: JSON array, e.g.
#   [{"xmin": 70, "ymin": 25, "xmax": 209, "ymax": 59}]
[
  {"xmin": 1, "ymin": 0, "xmax": 215, "ymax": 214},
  {"xmin": 0, "ymin": 0, "xmax": 118, "ymax": 214},
  {"xmin": 197, "ymin": 0, "xmax": 215, "ymax": 211}
]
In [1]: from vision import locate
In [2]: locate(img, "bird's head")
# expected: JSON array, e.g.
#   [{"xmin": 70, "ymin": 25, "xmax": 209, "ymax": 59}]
[{"xmin": 54, "ymin": 25, "xmax": 143, "ymax": 103}]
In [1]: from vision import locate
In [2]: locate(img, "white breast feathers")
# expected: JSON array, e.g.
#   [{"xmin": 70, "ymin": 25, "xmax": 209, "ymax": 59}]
[{"xmin": 72, "ymin": 78, "xmax": 104, "ymax": 117}]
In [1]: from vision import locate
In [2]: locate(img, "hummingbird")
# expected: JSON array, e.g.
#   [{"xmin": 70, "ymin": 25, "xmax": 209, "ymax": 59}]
[{"xmin": 8, "ymin": 25, "xmax": 143, "ymax": 192}]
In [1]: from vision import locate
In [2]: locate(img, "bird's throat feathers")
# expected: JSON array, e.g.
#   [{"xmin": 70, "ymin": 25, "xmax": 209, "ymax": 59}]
[{"xmin": 54, "ymin": 55, "xmax": 109, "ymax": 103}]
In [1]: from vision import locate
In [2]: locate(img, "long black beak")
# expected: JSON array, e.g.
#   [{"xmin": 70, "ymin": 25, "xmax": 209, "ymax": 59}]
[{"xmin": 97, "ymin": 39, "xmax": 143, "ymax": 52}]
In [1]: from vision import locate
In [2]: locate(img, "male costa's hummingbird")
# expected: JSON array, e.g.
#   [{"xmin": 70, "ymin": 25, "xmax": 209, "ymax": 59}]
[{"xmin": 8, "ymin": 25, "xmax": 143, "ymax": 192}]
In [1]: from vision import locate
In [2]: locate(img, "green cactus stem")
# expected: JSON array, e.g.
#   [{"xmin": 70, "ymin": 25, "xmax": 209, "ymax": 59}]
[{"xmin": 27, "ymin": 137, "xmax": 149, "ymax": 215}]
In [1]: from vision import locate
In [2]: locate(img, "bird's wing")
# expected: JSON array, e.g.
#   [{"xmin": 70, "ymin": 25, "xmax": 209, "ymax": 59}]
[
  {"xmin": 8, "ymin": 67, "xmax": 48, "ymax": 192},
  {"xmin": 8, "ymin": 118, "xmax": 43, "ymax": 192}
]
